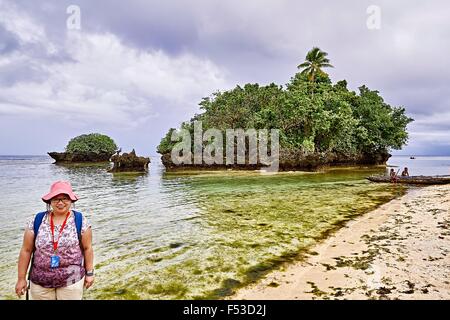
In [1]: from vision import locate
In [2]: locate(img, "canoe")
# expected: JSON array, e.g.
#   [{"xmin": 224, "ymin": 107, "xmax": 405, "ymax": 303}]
[{"xmin": 367, "ymin": 175, "xmax": 450, "ymax": 185}]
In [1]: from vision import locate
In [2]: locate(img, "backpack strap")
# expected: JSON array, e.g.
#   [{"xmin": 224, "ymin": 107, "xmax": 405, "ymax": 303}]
[
  {"xmin": 72, "ymin": 210, "xmax": 83, "ymax": 243},
  {"xmin": 33, "ymin": 211, "xmax": 47, "ymax": 243},
  {"xmin": 30, "ymin": 210, "xmax": 84, "ymax": 272},
  {"xmin": 72, "ymin": 210, "xmax": 85, "ymax": 268},
  {"xmin": 33, "ymin": 211, "xmax": 83, "ymax": 243}
]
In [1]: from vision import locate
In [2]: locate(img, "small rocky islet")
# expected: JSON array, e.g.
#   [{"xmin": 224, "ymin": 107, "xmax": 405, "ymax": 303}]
[{"xmin": 48, "ymin": 133, "xmax": 150, "ymax": 172}]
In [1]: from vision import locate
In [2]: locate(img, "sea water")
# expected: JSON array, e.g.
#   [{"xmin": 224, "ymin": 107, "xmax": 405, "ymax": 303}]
[{"xmin": 0, "ymin": 155, "xmax": 448, "ymax": 299}]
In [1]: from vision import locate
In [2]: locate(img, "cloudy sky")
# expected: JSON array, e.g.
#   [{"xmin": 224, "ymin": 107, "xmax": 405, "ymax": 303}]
[{"xmin": 0, "ymin": 0, "xmax": 449, "ymax": 156}]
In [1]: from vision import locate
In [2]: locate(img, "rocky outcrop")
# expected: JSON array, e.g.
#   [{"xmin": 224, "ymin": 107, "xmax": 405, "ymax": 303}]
[
  {"xmin": 48, "ymin": 151, "xmax": 113, "ymax": 163},
  {"xmin": 276, "ymin": 149, "xmax": 391, "ymax": 170},
  {"xmin": 109, "ymin": 149, "xmax": 150, "ymax": 172},
  {"xmin": 160, "ymin": 149, "xmax": 391, "ymax": 171}
]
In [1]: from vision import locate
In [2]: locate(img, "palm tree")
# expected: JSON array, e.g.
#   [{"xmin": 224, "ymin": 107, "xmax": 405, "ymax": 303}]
[{"xmin": 297, "ymin": 47, "xmax": 334, "ymax": 90}]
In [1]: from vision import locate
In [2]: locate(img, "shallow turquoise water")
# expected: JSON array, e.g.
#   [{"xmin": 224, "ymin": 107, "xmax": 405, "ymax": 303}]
[{"xmin": 1, "ymin": 155, "xmax": 447, "ymax": 299}]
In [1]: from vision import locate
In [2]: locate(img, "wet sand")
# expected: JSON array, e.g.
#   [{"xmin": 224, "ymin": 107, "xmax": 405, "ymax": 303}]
[{"xmin": 232, "ymin": 185, "xmax": 450, "ymax": 300}]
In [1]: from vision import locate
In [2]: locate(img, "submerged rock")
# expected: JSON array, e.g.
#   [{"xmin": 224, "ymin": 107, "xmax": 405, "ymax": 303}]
[{"xmin": 109, "ymin": 149, "xmax": 150, "ymax": 172}]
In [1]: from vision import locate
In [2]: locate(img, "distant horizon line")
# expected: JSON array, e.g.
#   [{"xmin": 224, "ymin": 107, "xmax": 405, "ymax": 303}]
[
  {"xmin": 1, "ymin": 154, "xmax": 450, "ymax": 157},
  {"xmin": 0, "ymin": 154, "xmax": 160, "ymax": 157}
]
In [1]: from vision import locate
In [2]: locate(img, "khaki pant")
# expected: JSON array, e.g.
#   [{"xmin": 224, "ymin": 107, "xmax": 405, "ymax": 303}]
[{"xmin": 30, "ymin": 277, "xmax": 84, "ymax": 300}]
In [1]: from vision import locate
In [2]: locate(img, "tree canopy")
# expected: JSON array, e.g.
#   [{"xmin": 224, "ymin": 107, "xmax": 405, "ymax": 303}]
[
  {"xmin": 158, "ymin": 48, "xmax": 413, "ymax": 160},
  {"xmin": 297, "ymin": 47, "xmax": 334, "ymax": 83},
  {"xmin": 65, "ymin": 133, "xmax": 118, "ymax": 155}
]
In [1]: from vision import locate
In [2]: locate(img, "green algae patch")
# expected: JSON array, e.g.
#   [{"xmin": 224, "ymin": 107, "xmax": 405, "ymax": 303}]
[
  {"xmin": 147, "ymin": 281, "xmax": 189, "ymax": 298},
  {"xmin": 97, "ymin": 286, "xmax": 141, "ymax": 300}
]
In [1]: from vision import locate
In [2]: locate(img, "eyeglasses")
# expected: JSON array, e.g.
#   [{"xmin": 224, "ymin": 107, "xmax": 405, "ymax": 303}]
[{"xmin": 51, "ymin": 198, "xmax": 71, "ymax": 204}]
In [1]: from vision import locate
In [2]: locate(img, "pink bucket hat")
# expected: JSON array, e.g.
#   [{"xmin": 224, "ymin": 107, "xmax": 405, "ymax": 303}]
[{"xmin": 42, "ymin": 181, "xmax": 79, "ymax": 203}]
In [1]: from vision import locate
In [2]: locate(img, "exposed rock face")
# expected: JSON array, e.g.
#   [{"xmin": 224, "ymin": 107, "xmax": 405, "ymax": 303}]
[
  {"xmin": 48, "ymin": 152, "xmax": 113, "ymax": 163},
  {"xmin": 160, "ymin": 149, "xmax": 391, "ymax": 171},
  {"xmin": 109, "ymin": 149, "xmax": 150, "ymax": 172},
  {"xmin": 276, "ymin": 149, "xmax": 391, "ymax": 170}
]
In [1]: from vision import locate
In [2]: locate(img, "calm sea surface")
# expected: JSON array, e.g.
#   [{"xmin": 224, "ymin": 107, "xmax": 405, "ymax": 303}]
[{"xmin": 0, "ymin": 155, "xmax": 448, "ymax": 299}]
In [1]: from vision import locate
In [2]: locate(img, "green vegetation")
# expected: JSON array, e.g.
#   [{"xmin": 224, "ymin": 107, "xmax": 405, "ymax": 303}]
[
  {"xmin": 298, "ymin": 47, "xmax": 333, "ymax": 96},
  {"xmin": 158, "ymin": 48, "xmax": 413, "ymax": 162},
  {"xmin": 157, "ymin": 128, "xmax": 177, "ymax": 154},
  {"xmin": 65, "ymin": 133, "xmax": 117, "ymax": 154}
]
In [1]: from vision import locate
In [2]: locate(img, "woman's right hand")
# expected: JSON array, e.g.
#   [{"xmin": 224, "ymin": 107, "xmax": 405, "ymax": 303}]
[{"xmin": 15, "ymin": 279, "xmax": 28, "ymax": 298}]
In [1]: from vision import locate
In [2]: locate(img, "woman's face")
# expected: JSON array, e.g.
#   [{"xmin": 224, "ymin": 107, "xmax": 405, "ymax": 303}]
[{"xmin": 50, "ymin": 193, "xmax": 72, "ymax": 214}]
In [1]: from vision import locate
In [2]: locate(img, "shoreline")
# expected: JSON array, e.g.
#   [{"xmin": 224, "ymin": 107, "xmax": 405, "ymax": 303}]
[
  {"xmin": 231, "ymin": 185, "xmax": 450, "ymax": 300},
  {"xmin": 159, "ymin": 163, "xmax": 389, "ymax": 173}
]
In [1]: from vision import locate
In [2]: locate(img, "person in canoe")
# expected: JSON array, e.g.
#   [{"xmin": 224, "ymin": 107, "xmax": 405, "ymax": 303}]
[
  {"xmin": 401, "ymin": 167, "xmax": 410, "ymax": 177},
  {"xmin": 390, "ymin": 169, "xmax": 399, "ymax": 183}
]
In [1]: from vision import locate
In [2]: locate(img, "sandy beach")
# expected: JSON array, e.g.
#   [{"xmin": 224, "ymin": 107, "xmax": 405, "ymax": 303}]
[{"xmin": 232, "ymin": 185, "xmax": 450, "ymax": 300}]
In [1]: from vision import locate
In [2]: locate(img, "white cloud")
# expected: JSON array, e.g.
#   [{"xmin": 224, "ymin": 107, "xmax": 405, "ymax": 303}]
[
  {"xmin": 0, "ymin": 3, "xmax": 228, "ymax": 128},
  {"xmin": 1, "ymin": 0, "xmax": 449, "ymax": 154},
  {"xmin": 0, "ymin": 0, "xmax": 46, "ymax": 44}
]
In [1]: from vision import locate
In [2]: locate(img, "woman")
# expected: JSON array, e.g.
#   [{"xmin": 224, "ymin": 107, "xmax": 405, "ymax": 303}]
[{"xmin": 15, "ymin": 181, "xmax": 95, "ymax": 300}]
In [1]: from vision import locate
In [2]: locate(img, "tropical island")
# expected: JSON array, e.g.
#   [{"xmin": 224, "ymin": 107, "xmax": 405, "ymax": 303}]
[
  {"xmin": 48, "ymin": 133, "xmax": 118, "ymax": 163},
  {"xmin": 157, "ymin": 48, "xmax": 413, "ymax": 170}
]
